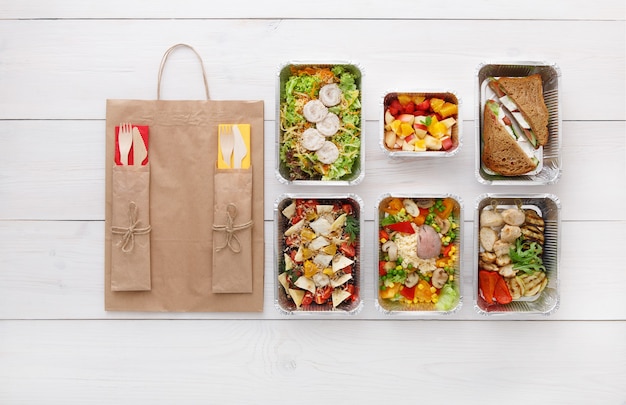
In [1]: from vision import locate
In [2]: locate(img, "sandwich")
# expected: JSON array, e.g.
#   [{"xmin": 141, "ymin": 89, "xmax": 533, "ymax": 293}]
[
  {"xmin": 482, "ymin": 99, "xmax": 538, "ymax": 176},
  {"xmin": 488, "ymin": 74, "xmax": 549, "ymax": 148}
]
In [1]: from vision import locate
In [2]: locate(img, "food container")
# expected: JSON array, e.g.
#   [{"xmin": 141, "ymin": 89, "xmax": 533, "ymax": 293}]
[
  {"xmin": 475, "ymin": 62, "xmax": 562, "ymax": 185},
  {"xmin": 375, "ymin": 193, "xmax": 463, "ymax": 316},
  {"xmin": 276, "ymin": 62, "xmax": 364, "ymax": 185},
  {"xmin": 380, "ymin": 91, "xmax": 462, "ymax": 158},
  {"xmin": 473, "ymin": 193, "xmax": 560, "ymax": 316},
  {"xmin": 274, "ymin": 194, "xmax": 363, "ymax": 315}
]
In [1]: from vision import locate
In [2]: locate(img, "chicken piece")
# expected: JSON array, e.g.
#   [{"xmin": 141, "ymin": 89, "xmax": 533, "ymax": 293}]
[
  {"xmin": 501, "ymin": 208, "xmax": 525, "ymax": 226},
  {"xmin": 498, "ymin": 264, "xmax": 517, "ymax": 278},
  {"xmin": 496, "ymin": 254, "xmax": 511, "ymax": 267},
  {"xmin": 500, "ymin": 225, "xmax": 521, "ymax": 243},
  {"xmin": 480, "ymin": 251, "xmax": 496, "ymax": 263},
  {"xmin": 479, "ymin": 227, "xmax": 498, "ymax": 252},
  {"xmin": 493, "ymin": 240, "xmax": 512, "ymax": 258},
  {"xmin": 480, "ymin": 209, "xmax": 504, "ymax": 228},
  {"xmin": 479, "ymin": 260, "xmax": 499, "ymax": 272}
]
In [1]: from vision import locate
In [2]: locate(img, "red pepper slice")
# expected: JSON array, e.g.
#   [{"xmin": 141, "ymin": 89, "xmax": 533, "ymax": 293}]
[
  {"xmin": 400, "ymin": 285, "xmax": 416, "ymax": 301},
  {"xmin": 378, "ymin": 261, "xmax": 388, "ymax": 276},
  {"xmin": 494, "ymin": 276, "xmax": 513, "ymax": 304},
  {"xmin": 385, "ymin": 221, "xmax": 415, "ymax": 234},
  {"xmin": 478, "ymin": 270, "xmax": 499, "ymax": 304}
]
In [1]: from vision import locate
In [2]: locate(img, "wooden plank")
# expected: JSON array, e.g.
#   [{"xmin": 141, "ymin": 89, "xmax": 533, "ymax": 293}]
[
  {"xmin": 0, "ymin": 19, "xmax": 624, "ymax": 120},
  {"xmin": 0, "ymin": 220, "xmax": 624, "ymax": 320},
  {"xmin": 1, "ymin": 120, "xmax": 624, "ymax": 222},
  {"xmin": 0, "ymin": 320, "xmax": 624, "ymax": 403},
  {"xmin": 1, "ymin": 0, "xmax": 624, "ymax": 20}
]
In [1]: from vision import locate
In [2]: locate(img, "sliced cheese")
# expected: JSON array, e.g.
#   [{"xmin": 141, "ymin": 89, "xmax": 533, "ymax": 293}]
[
  {"xmin": 282, "ymin": 202, "xmax": 296, "ymax": 219},
  {"xmin": 332, "ymin": 254, "xmax": 354, "ymax": 273},
  {"xmin": 284, "ymin": 253, "xmax": 294, "ymax": 271},
  {"xmin": 316, "ymin": 205, "xmax": 334, "ymax": 214},
  {"xmin": 277, "ymin": 272, "xmax": 290, "ymax": 293},
  {"xmin": 288, "ymin": 288, "xmax": 305, "ymax": 308},
  {"xmin": 313, "ymin": 253, "xmax": 333, "ymax": 268},
  {"xmin": 284, "ymin": 219, "xmax": 304, "ymax": 236},
  {"xmin": 310, "ymin": 217, "xmax": 332, "ymax": 236},
  {"xmin": 330, "ymin": 273, "xmax": 352, "ymax": 288},
  {"xmin": 294, "ymin": 276, "xmax": 315, "ymax": 293},
  {"xmin": 330, "ymin": 213, "xmax": 347, "ymax": 232},
  {"xmin": 332, "ymin": 289, "xmax": 352, "ymax": 308},
  {"xmin": 308, "ymin": 236, "xmax": 330, "ymax": 251}
]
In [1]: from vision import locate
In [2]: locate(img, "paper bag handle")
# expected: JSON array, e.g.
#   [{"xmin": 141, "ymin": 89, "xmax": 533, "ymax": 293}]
[{"xmin": 157, "ymin": 43, "xmax": 210, "ymax": 100}]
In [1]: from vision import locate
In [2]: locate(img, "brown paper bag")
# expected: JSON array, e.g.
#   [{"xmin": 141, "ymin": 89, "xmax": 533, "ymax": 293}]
[{"xmin": 104, "ymin": 43, "xmax": 264, "ymax": 312}]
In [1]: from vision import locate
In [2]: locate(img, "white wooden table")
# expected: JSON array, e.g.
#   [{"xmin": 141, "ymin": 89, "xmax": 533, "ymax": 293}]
[{"xmin": 1, "ymin": 1, "xmax": 625, "ymax": 403}]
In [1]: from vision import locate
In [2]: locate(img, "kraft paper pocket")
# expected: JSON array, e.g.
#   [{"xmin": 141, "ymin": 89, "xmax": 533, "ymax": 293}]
[
  {"xmin": 212, "ymin": 168, "xmax": 253, "ymax": 293},
  {"xmin": 111, "ymin": 164, "xmax": 151, "ymax": 291}
]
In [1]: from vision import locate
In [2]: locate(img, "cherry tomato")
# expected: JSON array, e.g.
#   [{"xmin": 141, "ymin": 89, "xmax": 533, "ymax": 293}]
[
  {"xmin": 314, "ymin": 285, "xmax": 333, "ymax": 304},
  {"xmin": 340, "ymin": 242, "xmax": 356, "ymax": 257},
  {"xmin": 301, "ymin": 291, "xmax": 314, "ymax": 306},
  {"xmin": 342, "ymin": 203, "xmax": 353, "ymax": 215}
]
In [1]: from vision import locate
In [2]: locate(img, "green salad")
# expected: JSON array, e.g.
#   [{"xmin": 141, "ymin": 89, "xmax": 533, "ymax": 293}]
[{"xmin": 279, "ymin": 65, "xmax": 361, "ymax": 181}]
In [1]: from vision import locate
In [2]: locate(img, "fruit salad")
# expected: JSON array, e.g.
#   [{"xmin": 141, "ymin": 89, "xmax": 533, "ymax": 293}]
[
  {"xmin": 377, "ymin": 197, "xmax": 461, "ymax": 312},
  {"xmin": 383, "ymin": 93, "xmax": 459, "ymax": 153}
]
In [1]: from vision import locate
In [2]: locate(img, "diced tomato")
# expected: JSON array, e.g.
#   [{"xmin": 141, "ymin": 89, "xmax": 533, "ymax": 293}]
[
  {"xmin": 301, "ymin": 291, "xmax": 314, "ymax": 306},
  {"xmin": 415, "ymin": 99, "xmax": 430, "ymax": 111},
  {"xmin": 479, "ymin": 270, "xmax": 499, "ymax": 304},
  {"xmin": 285, "ymin": 234, "xmax": 299, "ymax": 247},
  {"xmin": 344, "ymin": 284, "xmax": 357, "ymax": 301},
  {"xmin": 289, "ymin": 249, "xmax": 301, "ymax": 263},
  {"xmin": 341, "ymin": 265, "xmax": 352, "ymax": 274},
  {"xmin": 378, "ymin": 261, "xmax": 388, "ymax": 276},
  {"xmin": 340, "ymin": 242, "xmax": 356, "ymax": 257},
  {"xmin": 314, "ymin": 285, "xmax": 333, "ymax": 304},
  {"xmin": 385, "ymin": 221, "xmax": 415, "ymax": 234},
  {"xmin": 400, "ymin": 285, "xmax": 416, "ymax": 301},
  {"xmin": 494, "ymin": 276, "xmax": 513, "ymax": 304},
  {"xmin": 342, "ymin": 203, "xmax": 353, "ymax": 215}
]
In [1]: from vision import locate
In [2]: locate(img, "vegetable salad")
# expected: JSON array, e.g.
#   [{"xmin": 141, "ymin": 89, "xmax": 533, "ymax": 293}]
[
  {"xmin": 279, "ymin": 65, "xmax": 362, "ymax": 181},
  {"xmin": 378, "ymin": 197, "xmax": 461, "ymax": 311},
  {"xmin": 278, "ymin": 198, "xmax": 360, "ymax": 311}
]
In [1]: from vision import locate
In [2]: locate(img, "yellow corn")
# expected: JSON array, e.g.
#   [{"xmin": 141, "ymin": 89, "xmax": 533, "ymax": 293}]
[
  {"xmin": 449, "ymin": 275, "xmax": 454, "ymax": 281},
  {"xmin": 380, "ymin": 238, "xmax": 387, "ymax": 244},
  {"xmin": 430, "ymin": 287, "xmax": 437, "ymax": 293}
]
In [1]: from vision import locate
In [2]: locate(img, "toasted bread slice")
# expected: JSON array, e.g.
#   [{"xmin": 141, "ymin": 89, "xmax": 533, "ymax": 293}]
[
  {"xmin": 482, "ymin": 101, "xmax": 538, "ymax": 176},
  {"xmin": 496, "ymin": 74, "xmax": 549, "ymax": 146}
]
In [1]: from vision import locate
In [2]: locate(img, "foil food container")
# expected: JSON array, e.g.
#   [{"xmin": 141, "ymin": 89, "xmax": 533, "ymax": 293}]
[
  {"xmin": 380, "ymin": 91, "xmax": 462, "ymax": 158},
  {"xmin": 475, "ymin": 62, "xmax": 562, "ymax": 185},
  {"xmin": 275, "ymin": 62, "xmax": 364, "ymax": 186},
  {"xmin": 375, "ymin": 193, "xmax": 463, "ymax": 316},
  {"xmin": 473, "ymin": 194, "xmax": 561, "ymax": 316},
  {"xmin": 274, "ymin": 193, "xmax": 364, "ymax": 315}
]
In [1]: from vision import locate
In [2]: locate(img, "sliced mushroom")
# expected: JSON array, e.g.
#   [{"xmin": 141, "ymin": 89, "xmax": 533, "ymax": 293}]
[
  {"xmin": 431, "ymin": 267, "xmax": 449, "ymax": 289},
  {"xmin": 381, "ymin": 240, "xmax": 398, "ymax": 262},
  {"xmin": 404, "ymin": 272, "xmax": 419, "ymax": 288},
  {"xmin": 416, "ymin": 200, "xmax": 435, "ymax": 209},
  {"xmin": 401, "ymin": 199, "xmax": 420, "ymax": 217}
]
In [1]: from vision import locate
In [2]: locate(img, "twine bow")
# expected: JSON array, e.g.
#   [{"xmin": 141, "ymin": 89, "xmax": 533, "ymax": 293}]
[
  {"xmin": 111, "ymin": 201, "xmax": 152, "ymax": 253},
  {"xmin": 213, "ymin": 203, "xmax": 252, "ymax": 253}
]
